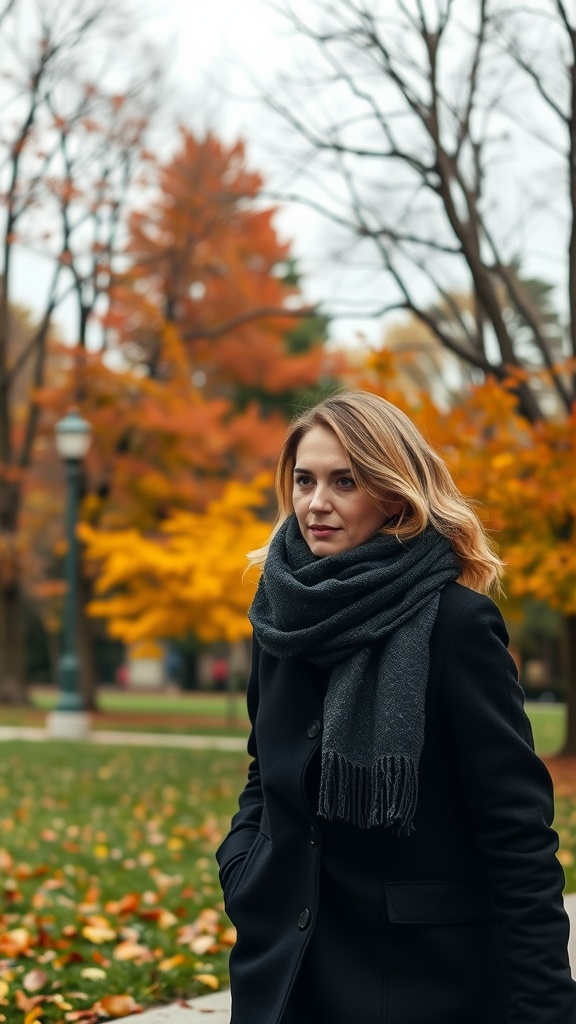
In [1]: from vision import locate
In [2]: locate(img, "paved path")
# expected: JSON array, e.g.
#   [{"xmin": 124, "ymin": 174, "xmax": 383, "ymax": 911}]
[
  {"xmin": 1, "ymin": 727, "xmax": 574, "ymax": 1019},
  {"xmin": 0, "ymin": 726, "xmax": 246, "ymax": 751}
]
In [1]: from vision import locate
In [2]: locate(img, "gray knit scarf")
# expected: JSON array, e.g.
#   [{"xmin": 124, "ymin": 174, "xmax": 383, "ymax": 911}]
[{"xmin": 248, "ymin": 515, "xmax": 461, "ymax": 835}]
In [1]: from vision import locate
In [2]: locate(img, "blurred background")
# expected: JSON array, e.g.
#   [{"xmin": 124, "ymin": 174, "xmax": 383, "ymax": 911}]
[{"xmin": 0, "ymin": 0, "xmax": 574, "ymax": 754}]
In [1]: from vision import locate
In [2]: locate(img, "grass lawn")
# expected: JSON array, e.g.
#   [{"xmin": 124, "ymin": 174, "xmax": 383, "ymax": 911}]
[
  {"xmin": 525, "ymin": 703, "xmax": 566, "ymax": 756},
  {"xmin": 0, "ymin": 742, "xmax": 246, "ymax": 1022}
]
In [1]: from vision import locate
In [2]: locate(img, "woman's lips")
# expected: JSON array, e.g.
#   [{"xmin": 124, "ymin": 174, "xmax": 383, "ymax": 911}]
[{"xmin": 309, "ymin": 525, "xmax": 340, "ymax": 536}]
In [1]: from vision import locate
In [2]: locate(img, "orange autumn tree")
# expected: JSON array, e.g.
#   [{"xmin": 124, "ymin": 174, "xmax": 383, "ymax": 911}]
[
  {"xmin": 41, "ymin": 326, "xmax": 282, "ymax": 533},
  {"xmin": 357, "ymin": 348, "xmax": 576, "ymax": 755},
  {"xmin": 105, "ymin": 128, "xmax": 330, "ymax": 421}
]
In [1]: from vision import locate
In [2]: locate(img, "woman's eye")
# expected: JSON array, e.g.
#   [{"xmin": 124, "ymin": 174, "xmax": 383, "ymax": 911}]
[
  {"xmin": 295, "ymin": 475, "xmax": 313, "ymax": 487},
  {"xmin": 338, "ymin": 477, "xmax": 355, "ymax": 489}
]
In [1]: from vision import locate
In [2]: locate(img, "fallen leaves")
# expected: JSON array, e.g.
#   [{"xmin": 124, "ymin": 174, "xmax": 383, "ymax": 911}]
[
  {"xmin": 0, "ymin": 927, "xmax": 33, "ymax": 956},
  {"xmin": 193, "ymin": 974, "xmax": 219, "ymax": 991},
  {"xmin": 82, "ymin": 924, "xmax": 117, "ymax": 945},
  {"xmin": 94, "ymin": 994, "xmax": 143, "ymax": 1017},
  {"xmin": 112, "ymin": 940, "xmax": 152, "ymax": 963},
  {"xmin": 0, "ymin": 744, "xmax": 245, "ymax": 1021},
  {"xmin": 23, "ymin": 968, "xmax": 48, "ymax": 992}
]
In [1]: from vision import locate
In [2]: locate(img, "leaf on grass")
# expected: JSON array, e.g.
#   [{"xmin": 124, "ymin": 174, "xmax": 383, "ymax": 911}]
[
  {"xmin": 112, "ymin": 940, "xmax": 152, "ymax": 962},
  {"xmin": 23, "ymin": 970, "xmax": 48, "ymax": 993},
  {"xmin": 219, "ymin": 926, "xmax": 237, "ymax": 946},
  {"xmin": 51, "ymin": 995, "xmax": 73, "ymax": 1010},
  {"xmin": 15, "ymin": 990, "xmax": 45, "ymax": 1012},
  {"xmin": 158, "ymin": 954, "xmax": 185, "ymax": 972},
  {"xmin": 104, "ymin": 893, "xmax": 140, "ymax": 916},
  {"xmin": 80, "ymin": 968, "xmax": 106, "ymax": 981},
  {"xmin": 194, "ymin": 974, "xmax": 219, "ymax": 991},
  {"xmin": 24, "ymin": 1008, "xmax": 43, "ymax": 1024},
  {"xmin": 82, "ymin": 924, "xmax": 117, "ymax": 944},
  {"xmin": 54, "ymin": 951, "xmax": 84, "ymax": 969},
  {"xmin": 0, "ymin": 927, "xmax": 32, "ymax": 956},
  {"xmin": 90, "ymin": 951, "xmax": 110, "ymax": 967},
  {"xmin": 189, "ymin": 935, "xmax": 215, "ymax": 956},
  {"xmin": 0, "ymin": 849, "xmax": 13, "ymax": 871},
  {"xmin": 93, "ymin": 994, "xmax": 143, "ymax": 1017},
  {"xmin": 157, "ymin": 909, "xmax": 178, "ymax": 929}
]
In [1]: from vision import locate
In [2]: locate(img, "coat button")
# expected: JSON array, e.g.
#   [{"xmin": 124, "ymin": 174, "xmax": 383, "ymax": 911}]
[
  {"xmin": 298, "ymin": 908, "xmax": 311, "ymax": 930},
  {"xmin": 309, "ymin": 824, "xmax": 318, "ymax": 846},
  {"xmin": 307, "ymin": 719, "xmax": 321, "ymax": 739}
]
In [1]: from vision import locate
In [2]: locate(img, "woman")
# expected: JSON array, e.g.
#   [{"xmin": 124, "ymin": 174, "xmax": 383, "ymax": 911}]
[{"xmin": 216, "ymin": 390, "xmax": 576, "ymax": 1024}]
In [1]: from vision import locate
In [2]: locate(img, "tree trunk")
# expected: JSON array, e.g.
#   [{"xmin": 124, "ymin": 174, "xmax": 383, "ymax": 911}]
[
  {"xmin": 76, "ymin": 570, "xmax": 99, "ymax": 712},
  {"xmin": 0, "ymin": 581, "xmax": 27, "ymax": 703},
  {"xmin": 560, "ymin": 613, "xmax": 576, "ymax": 756}
]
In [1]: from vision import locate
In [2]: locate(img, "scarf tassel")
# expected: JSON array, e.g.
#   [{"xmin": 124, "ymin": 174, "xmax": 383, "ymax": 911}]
[{"xmin": 318, "ymin": 750, "xmax": 418, "ymax": 835}]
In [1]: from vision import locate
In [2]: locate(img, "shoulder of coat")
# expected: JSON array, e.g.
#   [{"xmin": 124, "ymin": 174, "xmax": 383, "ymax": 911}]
[{"xmin": 436, "ymin": 580, "xmax": 493, "ymax": 628}]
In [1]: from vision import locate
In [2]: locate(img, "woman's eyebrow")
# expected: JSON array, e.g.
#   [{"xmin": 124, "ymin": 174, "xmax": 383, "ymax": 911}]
[{"xmin": 293, "ymin": 466, "xmax": 352, "ymax": 475}]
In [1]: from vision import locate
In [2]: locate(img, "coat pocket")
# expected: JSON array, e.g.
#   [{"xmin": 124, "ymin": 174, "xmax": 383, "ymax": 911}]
[
  {"xmin": 385, "ymin": 880, "xmax": 495, "ymax": 925},
  {"xmin": 225, "ymin": 831, "xmax": 269, "ymax": 906}
]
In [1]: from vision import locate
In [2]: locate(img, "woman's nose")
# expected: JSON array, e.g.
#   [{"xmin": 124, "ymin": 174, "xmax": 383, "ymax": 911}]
[{"xmin": 309, "ymin": 484, "xmax": 332, "ymax": 512}]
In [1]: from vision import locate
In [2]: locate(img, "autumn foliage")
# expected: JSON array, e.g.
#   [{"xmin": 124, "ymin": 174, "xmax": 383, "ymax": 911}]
[
  {"xmin": 79, "ymin": 476, "xmax": 271, "ymax": 644},
  {"xmin": 356, "ymin": 350, "xmax": 576, "ymax": 614},
  {"xmin": 105, "ymin": 130, "xmax": 326, "ymax": 403}
]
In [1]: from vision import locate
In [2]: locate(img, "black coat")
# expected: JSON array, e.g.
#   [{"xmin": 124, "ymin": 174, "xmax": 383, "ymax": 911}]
[{"xmin": 216, "ymin": 582, "xmax": 576, "ymax": 1024}]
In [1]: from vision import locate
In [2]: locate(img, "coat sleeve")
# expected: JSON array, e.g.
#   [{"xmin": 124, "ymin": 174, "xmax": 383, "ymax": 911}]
[
  {"xmin": 441, "ymin": 592, "xmax": 576, "ymax": 1024},
  {"xmin": 215, "ymin": 634, "xmax": 264, "ymax": 893}
]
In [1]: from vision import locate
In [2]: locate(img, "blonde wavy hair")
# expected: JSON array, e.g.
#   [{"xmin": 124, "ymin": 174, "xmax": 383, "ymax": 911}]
[{"xmin": 249, "ymin": 390, "xmax": 503, "ymax": 595}]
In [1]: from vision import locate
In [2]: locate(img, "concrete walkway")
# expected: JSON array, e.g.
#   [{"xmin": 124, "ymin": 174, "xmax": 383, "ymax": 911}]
[
  {"xmin": 1, "ymin": 727, "xmax": 574, "ymax": 1020},
  {"xmin": 0, "ymin": 725, "xmax": 246, "ymax": 751}
]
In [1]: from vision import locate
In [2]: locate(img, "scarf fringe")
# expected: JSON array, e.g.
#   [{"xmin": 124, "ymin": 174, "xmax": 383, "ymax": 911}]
[{"xmin": 318, "ymin": 750, "xmax": 418, "ymax": 835}]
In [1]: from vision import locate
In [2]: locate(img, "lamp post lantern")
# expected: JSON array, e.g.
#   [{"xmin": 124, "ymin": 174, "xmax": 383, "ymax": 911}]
[{"xmin": 46, "ymin": 410, "xmax": 92, "ymax": 740}]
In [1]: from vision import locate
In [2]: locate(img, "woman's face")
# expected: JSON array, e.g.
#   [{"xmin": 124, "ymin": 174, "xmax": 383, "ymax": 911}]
[{"xmin": 292, "ymin": 425, "xmax": 403, "ymax": 557}]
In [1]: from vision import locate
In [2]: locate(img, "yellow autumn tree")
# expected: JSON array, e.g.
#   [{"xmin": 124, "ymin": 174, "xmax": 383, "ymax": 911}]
[{"xmin": 79, "ymin": 475, "xmax": 271, "ymax": 645}]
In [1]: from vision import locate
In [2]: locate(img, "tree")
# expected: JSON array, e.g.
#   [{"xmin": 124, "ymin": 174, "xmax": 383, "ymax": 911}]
[
  {"xmin": 78, "ymin": 475, "xmax": 271, "ymax": 646},
  {"xmin": 373, "ymin": 272, "xmax": 566, "ymax": 411},
  {"xmin": 263, "ymin": 0, "xmax": 574, "ymax": 418},
  {"xmin": 105, "ymin": 130, "xmax": 331, "ymax": 412},
  {"xmin": 0, "ymin": 0, "xmax": 163, "ymax": 701}
]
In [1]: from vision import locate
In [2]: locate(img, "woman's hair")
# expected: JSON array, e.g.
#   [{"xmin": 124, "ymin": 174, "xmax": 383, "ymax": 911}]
[{"xmin": 249, "ymin": 389, "xmax": 503, "ymax": 595}]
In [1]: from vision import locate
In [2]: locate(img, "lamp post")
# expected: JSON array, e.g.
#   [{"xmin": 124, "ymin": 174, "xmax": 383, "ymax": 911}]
[{"xmin": 46, "ymin": 410, "xmax": 92, "ymax": 740}]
